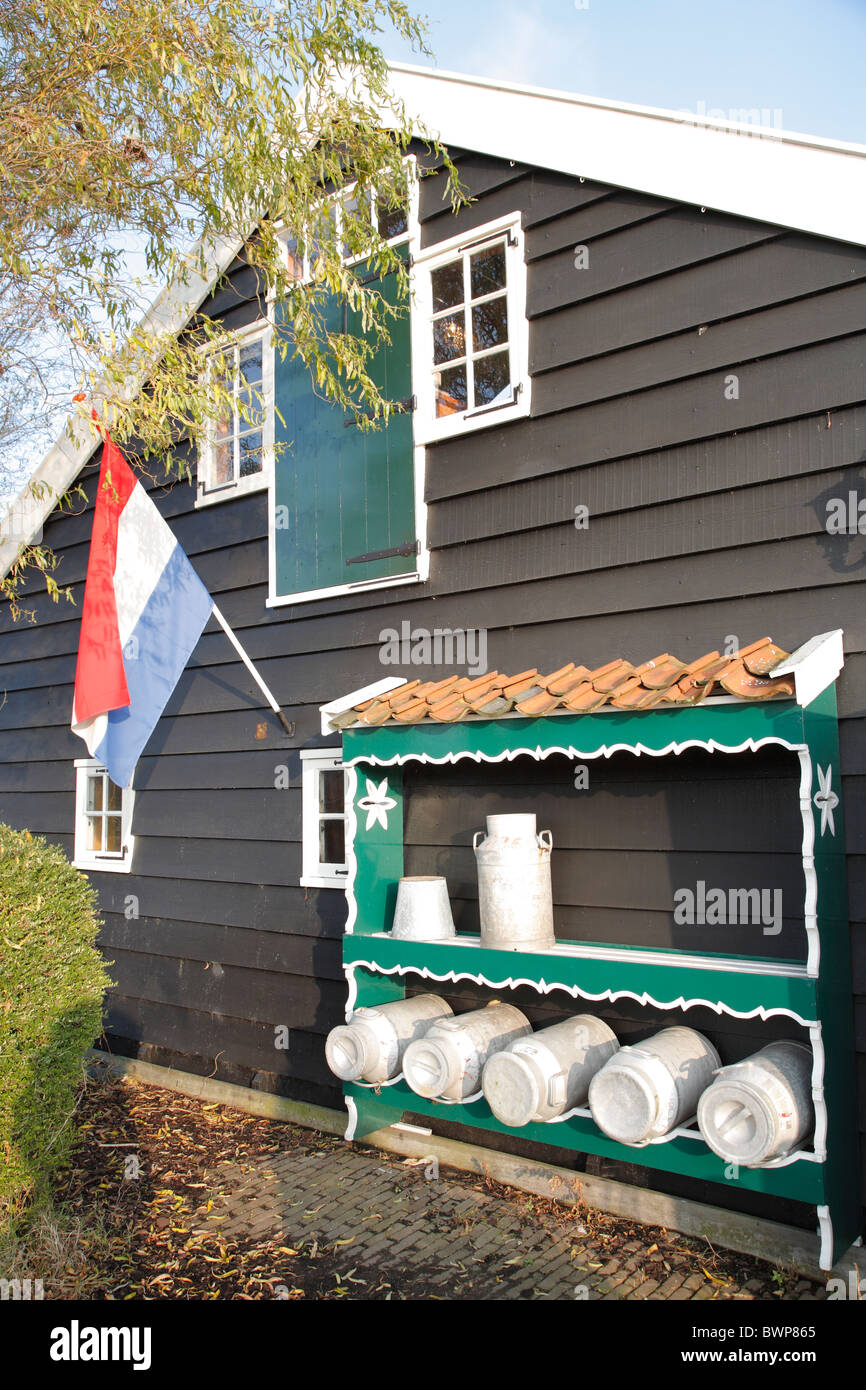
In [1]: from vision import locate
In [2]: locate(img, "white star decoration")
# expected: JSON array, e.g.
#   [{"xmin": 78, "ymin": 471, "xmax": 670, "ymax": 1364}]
[
  {"xmin": 814, "ymin": 764, "xmax": 839, "ymax": 837},
  {"xmin": 357, "ymin": 777, "xmax": 397, "ymax": 832}
]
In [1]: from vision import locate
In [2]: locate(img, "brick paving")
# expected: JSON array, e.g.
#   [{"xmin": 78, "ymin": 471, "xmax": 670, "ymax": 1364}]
[{"xmin": 191, "ymin": 1129, "xmax": 826, "ymax": 1301}]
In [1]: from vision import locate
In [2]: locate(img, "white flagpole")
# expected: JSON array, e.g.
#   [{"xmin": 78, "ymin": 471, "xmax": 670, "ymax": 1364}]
[{"xmin": 211, "ymin": 602, "xmax": 294, "ymax": 737}]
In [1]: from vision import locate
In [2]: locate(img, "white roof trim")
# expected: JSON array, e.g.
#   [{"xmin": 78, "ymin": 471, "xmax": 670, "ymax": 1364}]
[
  {"xmin": 386, "ymin": 62, "xmax": 866, "ymax": 247},
  {"xmin": 769, "ymin": 630, "xmax": 845, "ymax": 708},
  {"xmin": 319, "ymin": 677, "xmax": 407, "ymax": 736}
]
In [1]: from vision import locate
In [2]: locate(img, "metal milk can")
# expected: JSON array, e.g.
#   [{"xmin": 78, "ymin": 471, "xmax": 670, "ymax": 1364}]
[
  {"xmin": 482, "ymin": 1014, "xmax": 619, "ymax": 1126},
  {"xmin": 697, "ymin": 1040, "xmax": 813, "ymax": 1166},
  {"xmin": 325, "ymin": 995, "xmax": 453, "ymax": 1084},
  {"xmin": 473, "ymin": 812, "xmax": 555, "ymax": 950},
  {"xmin": 588, "ymin": 1026, "xmax": 721, "ymax": 1146},
  {"xmin": 403, "ymin": 1002, "xmax": 532, "ymax": 1100}
]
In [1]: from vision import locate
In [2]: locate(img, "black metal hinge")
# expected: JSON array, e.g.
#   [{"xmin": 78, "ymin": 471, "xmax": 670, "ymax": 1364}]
[{"xmin": 346, "ymin": 539, "xmax": 419, "ymax": 566}]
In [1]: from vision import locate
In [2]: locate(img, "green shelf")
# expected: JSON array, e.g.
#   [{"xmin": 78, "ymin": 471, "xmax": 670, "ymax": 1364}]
[
  {"xmin": 336, "ymin": 683, "xmax": 860, "ymax": 1269},
  {"xmin": 343, "ymin": 934, "xmax": 820, "ymax": 1025},
  {"xmin": 344, "ymin": 1079, "xmax": 826, "ymax": 1205}
]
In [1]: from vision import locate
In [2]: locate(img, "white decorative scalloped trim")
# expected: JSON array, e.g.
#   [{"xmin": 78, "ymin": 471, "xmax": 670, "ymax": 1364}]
[
  {"xmin": 798, "ymin": 749, "xmax": 820, "ymax": 976},
  {"xmin": 817, "ymin": 1205, "xmax": 833, "ymax": 1271},
  {"xmin": 341, "ymin": 733, "xmax": 803, "ymax": 770},
  {"xmin": 343, "ymin": 957, "xmax": 819, "ymax": 1026},
  {"xmin": 344, "ymin": 765, "xmax": 358, "ymax": 937},
  {"xmin": 809, "ymin": 1024, "xmax": 828, "ymax": 1161}
]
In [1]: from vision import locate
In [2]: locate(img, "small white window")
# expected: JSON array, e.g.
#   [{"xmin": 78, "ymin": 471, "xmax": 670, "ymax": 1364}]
[
  {"xmin": 197, "ymin": 322, "xmax": 274, "ymax": 506},
  {"xmin": 411, "ymin": 213, "xmax": 530, "ymax": 445},
  {"xmin": 73, "ymin": 760, "xmax": 135, "ymax": 872},
  {"xmin": 300, "ymin": 750, "xmax": 348, "ymax": 889},
  {"xmin": 276, "ymin": 164, "xmax": 415, "ymax": 282}
]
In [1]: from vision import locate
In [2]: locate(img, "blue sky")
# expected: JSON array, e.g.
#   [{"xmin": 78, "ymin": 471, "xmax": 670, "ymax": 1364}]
[{"xmin": 385, "ymin": 0, "xmax": 866, "ymax": 144}]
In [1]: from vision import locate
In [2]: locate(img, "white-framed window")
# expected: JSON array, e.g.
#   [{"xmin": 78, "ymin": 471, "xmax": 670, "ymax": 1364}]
[
  {"xmin": 196, "ymin": 321, "xmax": 274, "ymax": 507},
  {"xmin": 276, "ymin": 162, "xmax": 415, "ymax": 283},
  {"xmin": 73, "ymin": 759, "xmax": 135, "ymax": 872},
  {"xmin": 300, "ymin": 749, "xmax": 348, "ymax": 889},
  {"xmin": 410, "ymin": 212, "xmax": 530, "ymax": 445}
]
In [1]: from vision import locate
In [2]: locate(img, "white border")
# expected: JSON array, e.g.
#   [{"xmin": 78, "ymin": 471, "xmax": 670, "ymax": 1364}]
[
  {"xmin": 72, "ymin": 757, "xmax": 135, "ymax": 873},
  {"xmin": 409, "ymin": 211, "xmax": 530, "ymax": 445},
  {"xmin": 299, "ymin": 748, "xmax": 348, "ymax": 889},
  {"xmin": 194, "ymin": 320, "xmax": 275, "ymax": 509},
  {"xmin": 267, "ymin": 169, "xmax": 428, "ymax": 608}
]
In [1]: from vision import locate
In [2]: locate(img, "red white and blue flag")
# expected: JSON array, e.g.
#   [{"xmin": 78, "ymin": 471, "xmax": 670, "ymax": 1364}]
[{"xmin": 71, "ymin": 432, "xmax": 213, "ymax": 788}]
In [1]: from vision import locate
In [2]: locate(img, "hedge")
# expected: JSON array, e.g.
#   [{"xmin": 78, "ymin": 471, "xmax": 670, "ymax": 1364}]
[{"xmin": 0, "ymin": 823, "xmax": 112, "ymax": 1223}]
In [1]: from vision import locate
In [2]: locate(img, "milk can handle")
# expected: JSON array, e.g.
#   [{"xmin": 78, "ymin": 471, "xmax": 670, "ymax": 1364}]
[
  {"xmin": 538, "ymin": 829, "xmax": 553, "ymax": 850},
  {"xmin": 472, "ymin": 831, "xmax": 485, "ymax": 851}
]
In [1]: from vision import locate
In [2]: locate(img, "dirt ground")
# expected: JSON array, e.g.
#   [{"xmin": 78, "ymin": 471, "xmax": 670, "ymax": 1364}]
[{"xmin": 0, "ymin": 1073, "xmax": 826, "ymax": 1300}]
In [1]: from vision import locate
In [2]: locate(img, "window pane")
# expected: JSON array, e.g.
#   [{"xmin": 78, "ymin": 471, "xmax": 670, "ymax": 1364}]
[
  {"xmin": 87, "ymin": 816, "xmax": 103, "ymax": 852},
  {"xmin": 431, "ymin": 259, "xmax": 464, "ymax": 313},
  {"xmin": 343, "ymin": 187, "xmax": 372, "ymax": 256},
  {"xmin": 470, "ymin": 245, "xmax": 506, "ymax": 300},
  {"xmin": 472, "ymin": 296, "xmax": 508, "ymax": 352},
  {"xmin": 282, "ymin": 234, "xmax": 304, "ymax": 281},
  {"xmin": 237, "ymin": 342, "xmax": 263, "ymax": 424},
  {"xmin": 214, "ymin": 409, "xmax": 233, "ymax": 441},
  {"xmin": 107, "ymin": 779, "xmax": 122, "ymax": 811},
  {"xmin": 320, "ymin": 818, "xmax": 345, "ymax": 866},
  {"xmin": 238, "ymin": 432, "xmax": 263, "ymax": 477},
  {"xmin": 309, "ymin": 201, "xmax": 337, "ymax": 270},
  {"xmin": 473, "ymin": 351, "xmax": 511, "ymax": 408},
  {"xmin": 86, "ymin": 775, "xmax": 103, "ymax": 813},
  {"xmin": 433, "ymin": 310, "xmax": 465, "ymax": 365},
  {"xmin": 435, "ymin": 363, "xmax": 467, "ymax": 417},
  {"xmin": 319, "ymin": 770, "xmax": 345, "ymax": 814},
  {"xmin": 211, "ymin": 439, "xmax": 234, "ymax": 487},
  {"xmin": 239, "ymin": 341, "xmax": 262, "ymax": 387},
  {"xmin": 377, "ymin": 197, "xmax": 408, "ymax": 241},
  {"xmin": 105, "ymin": 816, "xmax": 122, "ymax": 853}
]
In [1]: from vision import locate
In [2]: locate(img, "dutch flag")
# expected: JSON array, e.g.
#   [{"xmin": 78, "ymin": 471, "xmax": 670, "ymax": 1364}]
[{"xmin": 71, "ymin": 432, "xmax": 213, "ymax": 788}]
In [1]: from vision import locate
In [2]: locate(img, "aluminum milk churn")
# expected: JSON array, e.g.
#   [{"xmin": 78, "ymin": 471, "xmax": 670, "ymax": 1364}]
[
  {"xmin": 697, "ymin": 1040, "xmax": 813, "ymax": 1166},
  {"xmin": 588, "ymin": 1026, "xmax": 721, "ymax": 1145},
  {"xmin": 403, "ymin": 1002, "xmax": 532, "ymax": 1101},
  {"xmin": 325, "ymin": 995, "xmax": 453, "ymax": 1084},
  {"xmin": 482, "ymin": 1014, "xmax": 619, "ymax": 1126},
  {"xmin": 473, "ymin": 813, "xmax": 555, "ymax": 950}
]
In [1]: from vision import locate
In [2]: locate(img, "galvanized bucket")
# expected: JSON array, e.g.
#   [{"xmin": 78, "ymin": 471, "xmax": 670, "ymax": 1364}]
[
  {"xmin": 391, "ymin": 876, "xmax": 456, "ymax": 941},
  {"xmin": 325, "ymin": 995, "xmax": 453, "ymax": 1083},
  {"xmin": 473, "ymin": 812, "xmax": 555, "ymax": 951},
  {"xmin": 697, "ymin": 1040, "xmax": 813, "ymax": 1165}
]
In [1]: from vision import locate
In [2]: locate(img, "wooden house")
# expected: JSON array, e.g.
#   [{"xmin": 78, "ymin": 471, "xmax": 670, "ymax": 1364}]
[{"xmin": 2, "ymin": 65, "xmax": 865, "ymax": 1271}]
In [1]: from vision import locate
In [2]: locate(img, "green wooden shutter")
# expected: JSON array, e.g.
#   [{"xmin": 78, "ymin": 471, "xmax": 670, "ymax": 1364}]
[{"xmin": 272, "ymin": 261, "xmax": 416, "ymax": 600}]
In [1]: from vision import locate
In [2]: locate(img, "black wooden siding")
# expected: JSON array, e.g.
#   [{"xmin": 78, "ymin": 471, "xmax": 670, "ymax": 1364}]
[{"xmin": 2, "ymin": 145, "xmax": 865, "ymax": 1220}]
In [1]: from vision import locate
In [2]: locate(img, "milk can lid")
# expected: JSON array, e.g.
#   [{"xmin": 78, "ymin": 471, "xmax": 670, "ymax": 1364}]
[
  {"xmin": 403, "ymin": 1038, "xmax": 454, "ymax": 1098},
  {"xmin": 483, "ymin": 1052, "xmax": 541, "ymax": 1128},
  {"xmin": 697, "ymin": 1081, "xmax": 775, "ymax": 1166},
  {"xmin": 325, "ymin": 1026, "xmax": 367, "ymax": 1082},
  {"xmin": 589, "ymin": 1064, "xmax": 659, "ymax": 1144}
]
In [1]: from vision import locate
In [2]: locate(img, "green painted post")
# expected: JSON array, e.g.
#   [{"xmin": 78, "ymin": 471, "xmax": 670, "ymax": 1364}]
[{"xmin": 803, "ymin": 686, "xmax": 861, "ymax": 1264}]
